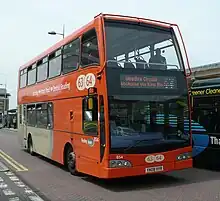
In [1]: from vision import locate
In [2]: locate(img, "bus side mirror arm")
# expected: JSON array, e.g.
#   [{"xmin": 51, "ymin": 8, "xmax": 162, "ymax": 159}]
[{"xmin": 96, "ymin": 61, "xmax": 106, "ymax": 80}]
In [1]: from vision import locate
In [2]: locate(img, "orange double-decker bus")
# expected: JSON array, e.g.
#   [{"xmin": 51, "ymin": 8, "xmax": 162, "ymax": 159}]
[{"xmin": 17, "ymin": 13, "xmax": 192, "ymax": 179}]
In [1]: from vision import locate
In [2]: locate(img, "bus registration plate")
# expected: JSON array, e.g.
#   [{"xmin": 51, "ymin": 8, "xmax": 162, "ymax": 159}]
[{"xmin": 145, "ymin": 166, "xmax": 163, "ymax": 173}]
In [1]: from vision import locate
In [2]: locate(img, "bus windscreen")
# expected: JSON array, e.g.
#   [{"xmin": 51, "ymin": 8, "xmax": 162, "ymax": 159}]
[
  {"xmin": 108, "ymin": 95, "xmax": 190, "ymax": 154},
  {"xmin": 104, "ymin": 20, "xmax": 184, "ymax": 71}
]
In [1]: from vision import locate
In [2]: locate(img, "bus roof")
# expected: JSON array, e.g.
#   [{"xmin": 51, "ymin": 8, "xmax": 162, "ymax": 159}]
[
  {"xmin": 191, "ymin": 77, "xmax": 220, "ymax": 89},
  {"xmin": 19, "ymin": 19, "xmax": 94, "ymax": 71},
  {"xmin": 19, "ymin": 13, "xmax": 175, "ymax": 72}
]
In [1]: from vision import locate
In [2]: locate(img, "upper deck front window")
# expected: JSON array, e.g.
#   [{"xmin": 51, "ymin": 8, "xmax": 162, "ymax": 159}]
[{"xmin": 104, "ymin": 21, "xmax": 183, "ymax": 71}]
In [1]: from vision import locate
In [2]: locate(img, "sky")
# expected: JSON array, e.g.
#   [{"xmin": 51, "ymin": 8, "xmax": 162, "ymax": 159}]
[{"xmin": 0, "ymin": 0, "xmax": 219, "ymax": 108}]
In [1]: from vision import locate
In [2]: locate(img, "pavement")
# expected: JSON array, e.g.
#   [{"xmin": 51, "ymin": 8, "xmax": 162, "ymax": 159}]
[
  {"xmin": 1, "ymin": 129, "xmax": 220, "ymax": 201},
  {"xmin": 1, "ymin": 128, "xmax": 17, "ymax": 132}
]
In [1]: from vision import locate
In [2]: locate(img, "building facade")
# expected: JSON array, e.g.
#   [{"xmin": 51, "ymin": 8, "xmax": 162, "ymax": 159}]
[
  {"xmin": 186, "ymin": 62, "xmax": 220, "ymax": 87},
  {"xmin": 190, "ymin": 62, "xmax": 220, "ymax": 79},
  {"xmin": 0, "ymin": 88, "xmax": 10, "ymax": 125}
]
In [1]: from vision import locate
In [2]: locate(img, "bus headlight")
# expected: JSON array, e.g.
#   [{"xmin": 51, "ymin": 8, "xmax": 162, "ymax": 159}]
[
  {"xmin": 176, "ymin": 152, "xmax": 192, "ymax": 161},
  {"xmin": 109, "ymin": 160, "xmax": 132, "ymax": 168}
]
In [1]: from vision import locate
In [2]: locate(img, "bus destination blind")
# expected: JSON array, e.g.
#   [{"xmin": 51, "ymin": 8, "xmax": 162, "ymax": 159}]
[{"xmin": 120, "ymin": 74, "xmax": 177, "ymax": 89}]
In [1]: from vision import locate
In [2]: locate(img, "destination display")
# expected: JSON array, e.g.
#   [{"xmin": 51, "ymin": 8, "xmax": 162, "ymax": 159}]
[{"xmin": 120, "ymin": 74, "xmax": 177, "ymax": 89}]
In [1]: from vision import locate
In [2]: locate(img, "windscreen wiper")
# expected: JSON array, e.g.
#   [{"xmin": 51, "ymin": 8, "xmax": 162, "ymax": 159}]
[{"xmin": 123, "ymin": 139, "xmax": 152, "ymax": 153}]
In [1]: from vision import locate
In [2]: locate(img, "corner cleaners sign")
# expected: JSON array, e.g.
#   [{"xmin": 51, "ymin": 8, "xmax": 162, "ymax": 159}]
[{"xmin": 191, "ymin": 88, "xmax": 220, "ymax": 96}]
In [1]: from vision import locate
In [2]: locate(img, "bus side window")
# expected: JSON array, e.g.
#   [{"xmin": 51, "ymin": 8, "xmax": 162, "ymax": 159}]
[
  {"xmin": 62, "ymin": 38, "xmax": 80, "ymax": 74},
  {"xmin": 83, "ymin": 96, "xmax": 98, "ymax": 135},
  {"xmin": 36, "ymin": 103, "xmax": 48, "ymax": 129},
  {"xmin": 81, "ymin": 28, "xmax": 100, "ymax": 67},
  {"xmin": 27, "ymin": 104, "xmax": 36, "ymax": 127}
]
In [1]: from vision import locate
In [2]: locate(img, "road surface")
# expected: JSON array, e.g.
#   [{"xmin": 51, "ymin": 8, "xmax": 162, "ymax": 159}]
[
  {"xmin": 1, "ymin": 128, "xmax": 220, "ymax": 201},
  {"xmin": 0, "ymin": 161, "xmax": 45, "ymax": 201}
]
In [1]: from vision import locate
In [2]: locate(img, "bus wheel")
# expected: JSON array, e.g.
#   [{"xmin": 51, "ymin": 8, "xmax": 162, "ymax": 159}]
[
  {"xmin": 66, "ymin": 148, "xmax": 78, "ymax": 176},
  {"xmin": 28, "ymin": 136, "xmax": 34, "ymax": 156}
]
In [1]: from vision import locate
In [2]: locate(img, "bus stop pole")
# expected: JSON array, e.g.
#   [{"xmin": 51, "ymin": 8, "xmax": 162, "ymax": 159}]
[{"xmin": 3, "ymin": 83, "xmax": 7, "ymax": 126}]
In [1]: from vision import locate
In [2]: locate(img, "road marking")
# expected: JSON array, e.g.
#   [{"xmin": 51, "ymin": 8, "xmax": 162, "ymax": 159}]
[
  {"xmin": 0, "ymin": 150, "xmax": 28, "ymax": 172},
  {"xmin": 0, "ymin": 170, "xmax": 45, "ymax": 201},
  {"xmin": 2, "ymin": 188, "xmax": 16, "ymax": 196},
  {"xmin": 0, "ymin": 152, "xmax": 21, "ymax": 172},
  {"xmin": 0, "ymin": 161, "xmax": 9, "ymax": 172}
]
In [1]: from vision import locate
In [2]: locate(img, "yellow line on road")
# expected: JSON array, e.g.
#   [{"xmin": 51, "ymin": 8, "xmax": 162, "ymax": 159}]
[
  {"xmin": 0, "ymin": 152, "xmax": 22, "ymax": 171},
  {"xmin": 0, "ymin": 149, "xmax": 28, "ymax": 172}
]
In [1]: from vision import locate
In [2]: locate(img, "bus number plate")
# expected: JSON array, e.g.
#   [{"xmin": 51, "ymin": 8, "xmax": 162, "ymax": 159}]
[{"xmin": 145, "ymin": 166, "xmax": 163, "ymax": 173}]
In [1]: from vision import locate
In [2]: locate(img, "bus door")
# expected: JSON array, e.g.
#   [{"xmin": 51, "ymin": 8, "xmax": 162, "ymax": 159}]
[
  {"xmin": 23, "ymin": 105, "xmax": 28, "ymax": 148},
  {"xmin": 18, "ymin": 105, "xmax": 27, "ymax": 148},
  {"xmin": 78, "ymin": 94, "xmax": 103, "ymax": 176}
]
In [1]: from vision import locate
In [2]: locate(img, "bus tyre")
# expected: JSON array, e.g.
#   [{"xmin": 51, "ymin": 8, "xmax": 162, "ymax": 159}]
[
  {"xmin": 67, "ymin": 148, "xmax": 78, "ymax": 176},
  {"xmin": 28, "ymin": 136, "xmax": 34, "ymax": 156}
]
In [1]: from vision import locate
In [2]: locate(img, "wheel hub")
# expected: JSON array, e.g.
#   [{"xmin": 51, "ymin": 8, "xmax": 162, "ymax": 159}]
[{"xmin": 68, "ymin": 152, "xmax": 76, "ymax": 170}]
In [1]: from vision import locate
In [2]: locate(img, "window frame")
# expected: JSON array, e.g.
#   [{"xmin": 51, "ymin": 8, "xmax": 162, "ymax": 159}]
[
  {"xmin": 27, "ymin": 64, "xmax": 37, "ymax": 86},
  {"xmin": 62, "ymin": 37, "xmax": 80, "ymax": 74},
  {"xmin": 48, "ymin": 48, "xmax": 62, "ymax": 79},
  {"xmin": 26, "ymin": 102, "xmax": 53, "ymax": 130},
  {"xmin": 19, "ymin": 69, "xmax": 27, "ymax": 88},
  {"xmin": 36, "ymin": 103, "xmax": 48, "ymax": 129},
  {"xmin": 80, "ymin": 28, "xmax": 100, "ymax": 68},
  {"xmin": 27, "ymin": 104, "xmax": 36, "ymax": 127},
  {"xmin": 47, "ymin": 102, "xmax": 54, "ymax": 129},
  {"xmin": 36, "ymin": 56, "xmax": 48, "ymax": 83}
]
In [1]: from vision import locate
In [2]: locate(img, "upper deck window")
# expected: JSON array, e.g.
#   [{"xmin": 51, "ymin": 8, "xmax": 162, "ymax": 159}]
[
  {"xmin": 37, "ymin": 57, "xmax": 48, "ymax": 82},
  {"xmin": 48, "ymin": 49, "xmax": 62, "ymax": 78},
  {"xmin": 104, "ymin": 21, "xmax": 182, "ymax": 71},
  {"xmin": 81, "ymin": 29, "xmax": 100, "ymax": 67},
  {"xmin": 19, "ymin": 69, "xmax": 27, "ymax": 88},
  {"xmin": 63, "ymin": 38, "xmax": 80, "ymax": 74},
  {"xmin": 27, "ymin": 64, "xmax": 36, "ymax": 86}
]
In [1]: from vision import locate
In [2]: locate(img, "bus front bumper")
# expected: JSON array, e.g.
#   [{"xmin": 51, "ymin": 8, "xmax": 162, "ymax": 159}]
[{"xmin": 99, "ymin": 158, "xmax": 192, "ymax": 179}]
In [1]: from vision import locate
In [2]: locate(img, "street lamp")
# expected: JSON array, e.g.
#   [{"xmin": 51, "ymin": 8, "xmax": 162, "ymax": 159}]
[{"xmin": 48, "ymin": 24, "xmax": 65, "ymax": 39}]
